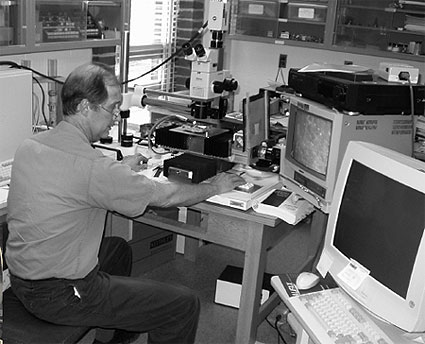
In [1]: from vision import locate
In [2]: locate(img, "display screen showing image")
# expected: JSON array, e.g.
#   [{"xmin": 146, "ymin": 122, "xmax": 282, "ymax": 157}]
[{"xmin": 292, "ymin": 109, "xmax": 332, "ymax": 176}]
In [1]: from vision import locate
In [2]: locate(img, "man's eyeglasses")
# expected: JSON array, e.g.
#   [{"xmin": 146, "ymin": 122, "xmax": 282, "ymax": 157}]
[{"xmin": 99, "ymin": 104, "xmax": 121, "ymax": 120}]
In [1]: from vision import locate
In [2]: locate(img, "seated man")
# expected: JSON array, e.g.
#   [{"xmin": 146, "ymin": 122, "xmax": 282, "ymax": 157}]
[{"xmin": 5, "ymin": 62, "xmax": 245, "ymax": 344}]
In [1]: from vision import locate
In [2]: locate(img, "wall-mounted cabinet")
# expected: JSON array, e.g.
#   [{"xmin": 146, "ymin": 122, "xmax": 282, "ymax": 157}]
[
  {"xmin": 0, "ymin": 0, "xmax": 26, "ymax": 48},
  {"xmin": 229, "ymin": 0, "xmax": 424, "ymax": 62},
  {"xmin": 231, "ymin": 0, "xmax": 279, "ymax": 38},
  {"xmin": 278, "ymin": 0, "xmax": 328, "ymax": 43},
  {"xmin": 0, "ymin": 0, "xmax": 129, "ymax": 56},
  {"xmin": 334, "ymin": 0, "xmax": 424, "ymax": 58},
  {"xmin": 230, "ymin": 0, "xmax": 330, "ymax": 44}
]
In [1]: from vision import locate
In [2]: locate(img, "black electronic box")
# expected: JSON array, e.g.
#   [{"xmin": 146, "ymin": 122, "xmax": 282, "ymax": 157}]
[
  {"xmin": 288, "ymin": 68, "xmax": 425, "ymax": 115},
  {"xmin": 163, "ymin": 153, "xmax": 233, "ymax": 184}
]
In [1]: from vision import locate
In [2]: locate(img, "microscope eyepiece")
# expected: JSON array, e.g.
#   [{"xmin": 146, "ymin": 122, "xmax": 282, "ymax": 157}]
[
  {"xmin": 182, "ymin": 42, "xmax": 193, "ymax": 56},
  {"xmin": 194, "ymin": 44, "xmax": 206, "ymax": 58}
]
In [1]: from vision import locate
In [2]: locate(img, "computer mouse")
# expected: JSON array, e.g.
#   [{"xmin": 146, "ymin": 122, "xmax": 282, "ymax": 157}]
[{"xmin": 296, "ymin": 272, "xmax": 320, "ymax": 290}]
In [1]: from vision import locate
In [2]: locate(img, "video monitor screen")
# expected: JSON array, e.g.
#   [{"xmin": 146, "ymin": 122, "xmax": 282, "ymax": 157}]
[
  {"xmin": 334, "ymin": 160, "xmax": 425, "ymax": 299},
  {"xmin": 291, "ymin": 108, "xmax": 332, "ymax": 177}
]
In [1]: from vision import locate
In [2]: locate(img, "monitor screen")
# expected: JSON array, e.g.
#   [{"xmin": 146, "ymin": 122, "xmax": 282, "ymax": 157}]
[
  {"xmin": 291, "ymin": 106, "xmax": 332, "ymax": 178},
  {"xmin": 319, "ymin": 141, "xmax": 425, "ymax": 332},
  {"xmin": 282, "ymin": 96, "xmax": 413, "ymax": 214},
  {"xmin": 334, "ymin": 160, "xmax": 424, "ymax": 299}
]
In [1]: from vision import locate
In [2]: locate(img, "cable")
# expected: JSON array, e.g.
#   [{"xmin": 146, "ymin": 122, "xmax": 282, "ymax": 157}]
[
  {"xmin": 0, "ymin": 61, "xmax": 64, "ymax": 85},
  {"xmin": 0, "ymin": 19, "xmax": 209, "ymax": 89},
  {"xmin": 122, "ymin": 20, "xmax": 209, "ymax": 86},
  {"xmin": 398, "ymin": 71, "xmax": 417, "ymax": 150},
  {"xmin": 0, "ymin": 19, "xmax": 209, "ymax": 87},
  {"xmin": 408, "ymin": 80, "xmax": 416, "ymax": 152},
  {"xmin": 32, "ymin": 91, "xmax": 40, "ymax": 132},
  {"xmin": 32, "ymin": 76, "xmax": 50, "ymax": 130},
  {"xmin": 147, "ymin": 114, "xmax": 190, "ymax": 155},
  {"xmin": 0, "ymin": 19, "xmax": 208, "ymax": 132},
  {"xmin": 0, "ymin": 60, "xmax": 63, "ymax": 131},
  {"xmin": 275, "ymin": 68, "xmax": 286, "ymax": 85},
  {"xmin": 266, "ymin": 316, "xmax": 288, "ymax": 344}
]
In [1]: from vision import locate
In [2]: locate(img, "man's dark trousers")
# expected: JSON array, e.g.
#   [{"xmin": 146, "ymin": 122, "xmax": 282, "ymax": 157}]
[{"xmin": 10, "ymin": 236, "xmax": 200, "ymax": 344}]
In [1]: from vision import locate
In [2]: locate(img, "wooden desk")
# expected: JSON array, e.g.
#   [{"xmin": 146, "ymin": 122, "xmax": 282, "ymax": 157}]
[
  {"xmin": 0, "ymin": 188, "xmax": 328, "ymax": 344},
  {"xmin": 135, "ymin": 202, "xmax": 328, "ymax": 344}
]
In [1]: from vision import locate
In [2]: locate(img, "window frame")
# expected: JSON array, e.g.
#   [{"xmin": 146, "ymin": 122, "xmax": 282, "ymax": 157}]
[{"xmin": 127, "ymin": 0, "xmax": 178, "ymax": 92}]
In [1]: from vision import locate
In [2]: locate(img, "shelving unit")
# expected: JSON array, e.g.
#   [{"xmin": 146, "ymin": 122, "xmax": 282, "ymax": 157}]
[
  {"xmin": 229, "ymin": 0, "xmax": 425, "ymax": 62},
  {"xmin": 0, "ymin": 0, "xmax": 129, "ymax": 56},
  {"xmin": 0, "ymin": 0, "xmax": 26, "ymax": 49},
  {"xmin": 334, "ymin": 0, "xmax": 425, "ymax": 57},
  {"xmin": 231, "ymin": 0, "xmax": 279, "ymax": 39},
  {"xmin": 278, "ymin": 0, "xmax": 328, "ymax": 43}
]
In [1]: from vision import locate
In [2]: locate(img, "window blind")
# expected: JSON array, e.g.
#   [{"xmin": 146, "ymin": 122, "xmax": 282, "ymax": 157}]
[{"xmin": 128, "ymin": 0, "xmax": 178, "ymax": 91}]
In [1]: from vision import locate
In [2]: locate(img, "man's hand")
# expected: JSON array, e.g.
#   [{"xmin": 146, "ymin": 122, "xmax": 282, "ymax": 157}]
[
  {"xmin": 149, "ymin": 171, "xmax": 247, "ymax": 208},
  {"xmin": 204, "ymin": 172, "xmax": 246, "ymax": 195},
  {"xmin": 121, "ymin": 153, "xmax": 150, "ymax": 172}
]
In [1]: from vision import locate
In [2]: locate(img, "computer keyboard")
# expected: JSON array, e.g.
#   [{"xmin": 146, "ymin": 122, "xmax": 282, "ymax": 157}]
[
  {"xmin": 294, "ymin": 288, "xmax": 393, "ymax": 344},
  {"xmin": 0, "ymin": 159, "xmax": 13, "ymax": 187}
]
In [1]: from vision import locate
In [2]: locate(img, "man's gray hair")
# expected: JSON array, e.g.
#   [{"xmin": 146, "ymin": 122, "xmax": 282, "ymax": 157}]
[{"xmin": 61, "ymin": 62, "xmax": 120, "ymax": 116}]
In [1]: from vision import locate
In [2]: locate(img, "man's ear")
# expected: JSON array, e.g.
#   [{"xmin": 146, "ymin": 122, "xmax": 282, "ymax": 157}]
[{"xmin": 78, "ymin": 99, "xmax": 90, "ymax": 115}]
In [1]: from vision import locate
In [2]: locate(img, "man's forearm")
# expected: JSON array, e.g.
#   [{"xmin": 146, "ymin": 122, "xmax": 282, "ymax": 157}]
[{"xmin": 149, "ymin": 181, "xmax": 220, "ymax": 208}]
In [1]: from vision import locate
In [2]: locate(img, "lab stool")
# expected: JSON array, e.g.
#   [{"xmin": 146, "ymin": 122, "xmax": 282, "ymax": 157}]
[{"xmin": 2, "ymin": 287, "xmax": 95, "ymax": 344}]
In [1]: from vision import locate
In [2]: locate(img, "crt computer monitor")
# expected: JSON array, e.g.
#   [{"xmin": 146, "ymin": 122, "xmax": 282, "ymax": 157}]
[
  {"xmin": 0, "ymin": 68, "xmax": 33, "ymax": 163},
  {"xmin": 280, "ymin": 96, "xmax": 413, "ymax": 213},
  {"xmin": 317, "ymin": 141, "xmax": 425, "ymax": 333}
]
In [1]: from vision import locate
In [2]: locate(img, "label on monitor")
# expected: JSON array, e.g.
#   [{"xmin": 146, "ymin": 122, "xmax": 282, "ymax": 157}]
[{"xmin": 338, "ymin": 259, "xmax": 370, "ymax": 290}]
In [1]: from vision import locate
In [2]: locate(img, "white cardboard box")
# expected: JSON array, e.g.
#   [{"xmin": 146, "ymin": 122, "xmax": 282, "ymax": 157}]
[
  {"xmin": 207, "ymin": 181, "xmax": 281, "ymax": 210},
  {"xmin": 377, "ymin": 62, "xmax": 419, "ymax": 84},
  {"xmin": 214, "ymin": 265, "xmax": 273, "ymax": 309}
]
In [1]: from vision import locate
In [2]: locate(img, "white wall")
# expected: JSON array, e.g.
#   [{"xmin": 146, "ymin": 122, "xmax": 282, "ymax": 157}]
[
  {"xmin": 223, "ymin": 39, "xmax": 425, "ymax": 111},
  {"xmin": 0, "ymin": 49, "xmax": 92, "ymax": 79},
  {"xmin": 0, "ymin": 49, "xmax": 92, "ymax": 122}
]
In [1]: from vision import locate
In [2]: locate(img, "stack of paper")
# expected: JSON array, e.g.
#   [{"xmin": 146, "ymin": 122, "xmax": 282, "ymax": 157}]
[{"xmin": 252, "ymin": 187, "xmax": 315, "ymax": 225}]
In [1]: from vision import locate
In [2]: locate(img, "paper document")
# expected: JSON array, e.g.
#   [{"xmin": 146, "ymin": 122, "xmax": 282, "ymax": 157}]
[
  {"xmin": 252, "ymin": 187, "xmax": 315, "ymax": 225},
  {"xmin": 298, "ymin": 63, "xmax": 373, "ymax": 74}
]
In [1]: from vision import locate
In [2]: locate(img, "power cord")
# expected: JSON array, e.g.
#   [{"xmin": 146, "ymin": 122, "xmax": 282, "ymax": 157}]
[
  {"xmin": 0, "ymin": 61, "xmax": 64, "ymax": 85},
  {"xmin": 266, "ymin": 316, "xmax": 288, "ymax": 344},
  {"xmin": 0, "ymin": 60, "xmax": 62, "ymax": 130},
  {"xmin": 398, "ymin": 71, "xmax": 416, "ymax": 150},
  {"xmin": 122, "ymin": 20, "xmax": 209, "ymax": 86},
  {"xmin": 0, "ymin": 18, "xmax": 210, "ymax": 88},
  {"xmin": 32, "ymin": 75, "xmax": 49, "ymax": 130},
  {"xmin": 147, "ymin": 114, "xmax": 191, "ymax": 155},
  {"xmin": 0, "ymin": 19, "xmax": 209, "ymax": 131}
]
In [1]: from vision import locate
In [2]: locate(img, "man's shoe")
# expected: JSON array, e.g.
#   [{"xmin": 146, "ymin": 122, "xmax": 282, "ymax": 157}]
[{"xmin": 106, "ymin": 330, "xmax": 140, "ymax": 344}]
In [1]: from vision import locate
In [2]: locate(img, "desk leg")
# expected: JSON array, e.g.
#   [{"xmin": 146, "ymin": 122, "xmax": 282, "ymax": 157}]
[
  {"xmin": 297, "ymin": 210, "xmax": 328, "ymax": 272},
  {"xmin": 306, "ymin": 210, "xmax": 328, "ymax": 271},
  {"xmin": 288, "ymin": 313, "xmax": 312, "ymax": 344},
  {"xmin": 184, "ymin": 209, "xmax": 203, "ymax": 262},
  {"xmin": 236, "ymin": 222, "xmax": 268, "ymax": 344}
]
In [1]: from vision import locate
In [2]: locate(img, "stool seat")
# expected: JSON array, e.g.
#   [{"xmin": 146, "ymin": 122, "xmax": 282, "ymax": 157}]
[{"xmin": 3, "ymin": 288, "xmax": 94, "ymax": 344}]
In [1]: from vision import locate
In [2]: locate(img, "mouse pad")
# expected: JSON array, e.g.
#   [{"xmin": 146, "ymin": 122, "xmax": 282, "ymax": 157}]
[{"xmin": 278, "ymin": 273, "xmax": 337, "ymax": 298}]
